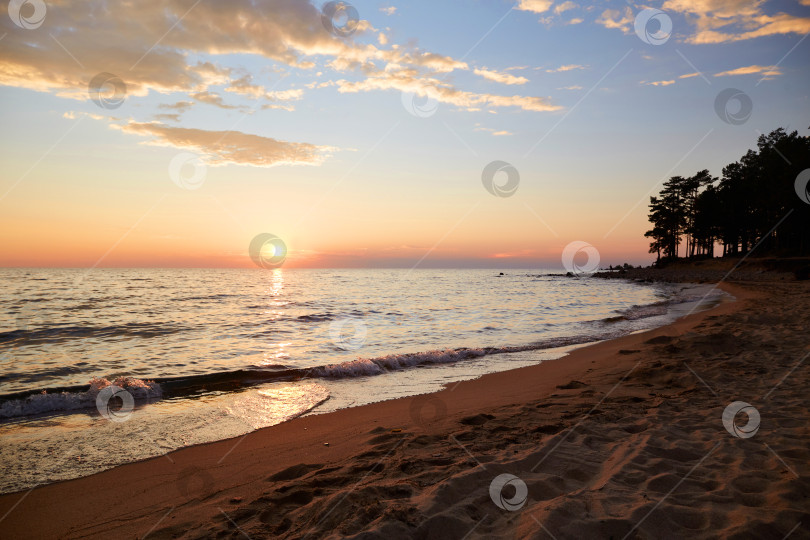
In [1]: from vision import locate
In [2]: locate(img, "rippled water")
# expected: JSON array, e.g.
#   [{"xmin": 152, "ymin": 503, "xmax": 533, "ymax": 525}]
[
  {"xmin": 1, "ymin": 268, "xmax": 678, "ymax": 393},
  {"xmin": 0, "ymin": 268, "xmax": 727, "ymax": 493}
]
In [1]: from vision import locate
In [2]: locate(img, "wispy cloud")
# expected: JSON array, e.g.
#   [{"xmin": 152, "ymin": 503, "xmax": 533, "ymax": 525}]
[
  {"xmin": 475, "ymin": 124, "xmax": 513, "ymax": 136},
  {"xmin": 644, "ymin": 80, "xmax": 676, "ymax": 86},
  {"xmin": 545, "ymin": 64, "xmax": 587, "ymax": 73},
  {"xmin": 474, "ymin": 67, "xmax": 528, "ymax": 85},
  {"xmin": 114, "ymin": 121, "xmax": 336, "ymax": 168},
  {"xmin": 713, "ymin": 64, "xmax": 783, "ymax": 78},
  {"xmin": 223, "ymin": 75, "xmax": 303, "ymax": 108},
  {"xmin": 191, "ymin": 91, "xmax": 243, "ymax": 110},
  {"xmin": 380, "ymin": 6, "xmax": 397, "ymax": 16},
  {"xmin": 336, "ymin": 67, "xmax": 561, "ymax": 112},
  {"xmin": 159, "ymin": 100, "xmax": 194, "ymax": 112},
  {"xmin": 154, "ymin": 113, "xmax": 181, "ymax": 122},
  {"xmin": 596, "ymin": 7, "xmax": 634, "ymax": 33},
  {"xmin": 530, "ymin": 2, "xmax": 581, "ymax": 27},
  {"xmin": 554, "ymin": 1, "xmax": 577, "ymax": 14}
]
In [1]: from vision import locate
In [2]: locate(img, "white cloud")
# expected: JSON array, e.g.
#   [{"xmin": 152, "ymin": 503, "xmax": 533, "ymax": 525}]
[
  {"xmin": 473, "ymin": 67, "xmax": 529, "ymax": 85},
  {"xmin": 596, "ymin": 7, "xmax": 634, "ymax": 32},
  {"xmin": 517, "ymin": 0, "xmax": 554, "ymax": 14}
]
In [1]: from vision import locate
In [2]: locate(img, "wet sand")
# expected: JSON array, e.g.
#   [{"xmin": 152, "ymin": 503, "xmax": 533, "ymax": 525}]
[{"xmin": 1, "ymin": 281, "xmax": 808, "ymax": 539}]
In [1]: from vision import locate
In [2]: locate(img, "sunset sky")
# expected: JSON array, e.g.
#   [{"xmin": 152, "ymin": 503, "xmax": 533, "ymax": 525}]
[{"xmin": 1, "ymin": 0, "xmax": 809, "ymax": 268}]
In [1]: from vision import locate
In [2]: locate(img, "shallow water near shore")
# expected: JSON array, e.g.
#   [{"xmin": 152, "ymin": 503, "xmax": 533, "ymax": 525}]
[{"xmin": 0, "ymin": 268, "xmax": 730, "ymax": 493}]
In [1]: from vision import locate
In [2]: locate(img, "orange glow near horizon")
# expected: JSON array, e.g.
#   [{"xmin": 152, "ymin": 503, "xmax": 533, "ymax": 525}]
[{"xmin": 0, "ymin": 166, "xmax": 655, "ymax": 269}]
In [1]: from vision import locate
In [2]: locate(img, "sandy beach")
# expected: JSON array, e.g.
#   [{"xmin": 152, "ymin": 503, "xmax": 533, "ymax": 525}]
[{"xmin": 1, "ymin": 279, "xmax": 808, "ymax": 539}]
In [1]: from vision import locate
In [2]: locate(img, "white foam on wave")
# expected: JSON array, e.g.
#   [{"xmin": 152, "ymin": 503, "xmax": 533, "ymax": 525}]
[
  {"xmin": 0, "ymin": 376, "xmax": 161, "ymax": 419},
  {"xmin": 313, "ymin": 348, "xmax": 489, "ymax": 378}
]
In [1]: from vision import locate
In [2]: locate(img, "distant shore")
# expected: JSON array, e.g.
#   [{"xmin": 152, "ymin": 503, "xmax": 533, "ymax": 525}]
[
  {"xmin": 594, "ymin": 256, "xmax": 810, "ymax": 283},
  {"xmin": 1, "ymin": 276, "xmax": 808, "ymax": 538}
]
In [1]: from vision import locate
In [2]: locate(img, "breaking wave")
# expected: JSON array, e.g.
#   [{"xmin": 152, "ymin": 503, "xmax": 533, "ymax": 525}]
[{"xmin": 0, "ymin": 376, "xmax": 161, "ymax": 419}]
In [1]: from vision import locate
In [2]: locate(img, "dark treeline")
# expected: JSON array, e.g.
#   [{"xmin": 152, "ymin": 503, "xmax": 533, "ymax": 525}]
[{"xmin": 645, "ymin": 128, "xmax": 810, "ymax": 263}]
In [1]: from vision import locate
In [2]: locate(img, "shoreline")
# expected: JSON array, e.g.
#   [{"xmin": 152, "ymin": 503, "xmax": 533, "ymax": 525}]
[{"xmin": 1, "ymin": 281, "xmax": 807, "ymax": 538}]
